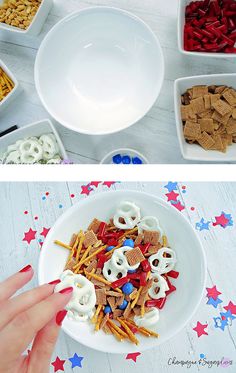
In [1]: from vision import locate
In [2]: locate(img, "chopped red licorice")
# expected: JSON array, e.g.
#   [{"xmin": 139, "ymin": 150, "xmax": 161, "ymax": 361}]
[
  {"xmin": 97, "ymin": 222, "xmax": 107, "ymax": 239},
  {"xmin": 141, "ymin": 259, "xmax": 151, "ymax": 272},
  {"xmin": 111, "ymin": 276, "xmax": 129, "ymax": 289},
  {"xmin": 140, "ymin": 272, "xmax": 147, "ymax": 286},
  {"xmin": 130, "ymin": 279, "xmax": 140, "ymax": 288},
  {"xmin": 184, "ymin": 0, "xmax": 236, "ymax": 53},
  {"xmin": 165, "ymin": 277, "xmax": 177, "ymax": 296},
  {"xmin": 107, "ymin": 238, "xmax": 119, "ymax": 246},
  {"xmin": 127, "ymin": 273, "xmax": 141, "ymax": 280},
  {"xmin": 139, "ymin": 242, "xmax": 151, "ymax": 254},
  {"xmin": 167, "ymin": 270, "xmax": 179, "ymax": 279},
  {"xmin": 146, "ymin": 297, "xmax": 167, "ymax": 310},
  {"xmin": 97, "ymin": 253, "xmax": 107, "ymax": 269}
]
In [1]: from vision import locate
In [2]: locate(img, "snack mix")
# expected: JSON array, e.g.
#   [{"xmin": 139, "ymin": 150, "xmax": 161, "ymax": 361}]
[
  {"xmin": 0, "ymin": 0, "xmax": 41, "ymax": 30},
  {"xmin": 0, "ymin": 67, "xmax": 14, "ymax": 102}
]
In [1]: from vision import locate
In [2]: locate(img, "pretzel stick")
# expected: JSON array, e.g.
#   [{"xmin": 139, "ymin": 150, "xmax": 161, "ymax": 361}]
[
  {"xmin": 117, "ymin": 317, "xmax": 139, "ymax": 345},
  {"xmin": 73, "ymin": 245, "xmax": 91, "ymax": 273},
  {"xmin": 74, "ymin": 246, "xmax": 106, "ymax": 270},
  {"xmin": 95, "ymin": 310, "xmax": 104, "ymax": 331},
  {"xmin": 75, "ymin": 233, "xmax": 85, "ymax": 262},
  {"xmin": 131, "ymin": 286, "xmax": 143, "ymax": 309},
  {"xmin": 162, "ymin": 235, "xmax": 168, "ymax": 247},
  {"xmin": 120, "ymin": 227, "xmax": 138, "ymax": 239},
  {"xmin": 126, "ymin": 319, "xmax": 159, "ymax": 338},
  {"xmin": 107, "ymin": 323, "xmax": 123, "ymax": 342},
  {"xmin": 54, "ymin": 240, "xmax": 73, "ymax": 250},
  {"xmin": 105, "ymin": 243, "xmax": 123, "ymax": 257},
  {"xmin": 107, "ymin": 320, "xmax": 128, "ymax": 339},
  {"xmin": 91, "ymin": 305, "xmax": 102, "ymax": 324}
]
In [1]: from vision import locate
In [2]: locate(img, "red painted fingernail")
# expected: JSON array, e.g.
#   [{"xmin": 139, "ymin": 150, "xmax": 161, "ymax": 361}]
[
  {"xmin": 48, "ymin": 279, "xmax": 61, "ymax": 285},
  {"xmin": 19, "ymin": 265, "xmax": 32, "ymax": 273},
  {"xmin": 56, "ymin": 310, "xmax": 67, "ymax": 326},
  {"xmin": 59, "ymin": 287, "xmax": 73, "ymax": 294}
]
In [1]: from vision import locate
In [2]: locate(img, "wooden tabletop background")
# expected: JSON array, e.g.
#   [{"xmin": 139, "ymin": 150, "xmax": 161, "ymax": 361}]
[
  {"xmin": 0, "ymin": 181, "xmax": 235, "ymax": 372},
  {"xmin": 1, "ymin": 0, "xmax": 236, "ymax": 164}
]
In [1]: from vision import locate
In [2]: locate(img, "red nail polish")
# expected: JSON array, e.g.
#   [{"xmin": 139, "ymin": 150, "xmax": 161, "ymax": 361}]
[
  {"xmin": 48, "ymin": 279, "xmax": 61, "ymax": 285},
  {"xmin": 56, "ymin": 310, "xmax": 67, "ymax": 326},
  {"xmin": 19, "ymin": 265, "xmax": 32, "ymax": 273},
  {"xmin": 59, "ymin": 287, "xmax": 73, "ymax": 294}
]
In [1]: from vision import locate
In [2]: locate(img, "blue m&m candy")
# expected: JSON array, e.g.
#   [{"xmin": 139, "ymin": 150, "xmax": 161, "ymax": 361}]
[
  {"xmin": 106, "ymin": 245, "xmax": 115, "ymax": 252},
  {"xmin": 122, "ymin": 155, "xmax": 131, "ymax": 164},
  {"xmin": 118, "ymin": 300, "xmax": 128, "ymax": 310},
  {"xmin": 132, "ymin": 156, "xmax": 143, "ymax": 164},
  {"xmin": 122, "ymin": 282, "xmax": 134, "ymax": 295},
  {"xmin": 112, "ymin": 154, "xmax": 122, "ymax": 164},
  {"xmin": 104, "ymin": 305, "xmax": 112, "ymax": 314},
  {"xmin": 123, "ymin": 238, "xmax": 134, "ymax": 247}
]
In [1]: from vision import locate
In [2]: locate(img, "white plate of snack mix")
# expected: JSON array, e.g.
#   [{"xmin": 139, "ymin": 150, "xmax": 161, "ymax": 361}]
[
  {"xmin": 175, "ymin": 74, "xmax": 236, "ymax": 162},
  {"xmin": 0, "ymin": 118, "xmax": 68, "ymax": 164},
  {"xmin": 0, "ymin": 0, "xmax": 53, "ymax": 36},
  {"xmin": 0, "ymin": 59, "xmax": 20, "ymax": 111},
  {"xmin": 38, "ymin": 190, "xmax": 206, "ymax": 353}
]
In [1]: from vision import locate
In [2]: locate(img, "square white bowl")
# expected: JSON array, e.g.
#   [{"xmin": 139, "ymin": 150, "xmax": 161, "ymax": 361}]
[
  {"xmin": 174, "ymin": 73, "xmax": 236, "ymax": 162},
  {"xmin": 0, "ymin": 118, "xmax": 68, "ymax": 163},
  {"xmin": 0, "ymin": 0, "xmax": 53, "ymax": 36},
  {"xmin": 177, "ymin": 0, "xmax": 236, "ymax": 58},
  {"xmin": 0, "ymin": 59, "xmax": 20, "ymax": 111}
]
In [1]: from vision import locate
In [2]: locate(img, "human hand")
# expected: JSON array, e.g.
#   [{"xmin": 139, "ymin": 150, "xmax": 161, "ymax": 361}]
[{"xmin": 0, "ymin": 265, "xmax": 73, "ymax": 373}]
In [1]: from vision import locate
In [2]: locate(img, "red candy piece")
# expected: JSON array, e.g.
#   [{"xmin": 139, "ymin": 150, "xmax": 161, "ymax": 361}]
[
  {"xmin": 139, "ymin": 242, "xmax": 151, "ymax": 254},
  {"xmin": 167, "ymin": 270, "xmax": 180, "ymax": 279},
  {"xmin": 111, "ymin": 276, "xmax": 129, "ymax": 289},
  {"xmin": 97, "ymin": 253, "xmax": 107, "ymax": 269},
  {"xmin": 140, "ymin": 272, "xmax": 147, "ymax": 286},
  {"xmin": 146, "ymin": 298, "xmax": 167, "ymax": 310},
  {"xmin": 141, "ymin": 259, "xmax": 151, "ymax": 272},
  {"xmin": 97, "ymin": 222, "xmax": 107, "ymax": 239}
]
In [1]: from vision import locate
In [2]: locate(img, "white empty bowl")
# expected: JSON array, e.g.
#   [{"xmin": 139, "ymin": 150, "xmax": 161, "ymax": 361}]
[
  {"xmin": 0, "ymin": 0, "xmax": 53, "ymax": 36},
  {"xmin": 0, "ymin": 59, "xmax": 20, "ymax": 112},
  {"xmin": 38, "ymin": 190, "xmax": 206, "ymax": 353},
  {"xmin": 0, "ymin": 118, "xmax": 68, "ymax": 162},
  {"xmin": 35, "ymin": 7, "xmax": 164, "ymax": 135},
  {"xmin": 178, "ymin": 0, "xmax": 236, "ymax": 58},
  {"xmin": 174, "ymin": 73, "xmax": 236, "ymax": 162}
]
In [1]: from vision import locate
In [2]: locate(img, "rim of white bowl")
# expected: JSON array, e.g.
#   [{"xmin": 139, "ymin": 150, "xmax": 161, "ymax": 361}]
[
  {"xmin": 38, "ymin": 190, "xmax": 207, "ymax": 353},
  {"xmin": 100, "ymin": 148, "xmax": 149, "ymax": 164},
  {"xmin": 34, "ymin": 6, "xmax": 165, "ymax": 136}
]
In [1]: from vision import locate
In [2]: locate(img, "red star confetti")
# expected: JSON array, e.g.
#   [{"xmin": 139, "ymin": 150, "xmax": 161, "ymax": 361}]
[
  {"xmin": 51, "ymin": 357, "xmax": 66, "ymax": 372},
  {"xmin": 81, "ymin": 185, "xmax": 92, "ymax": 196},
  {"xmin": 126, "ymin": 352, "xmax": 141, "ymax": 362},
  {"xmin": 224, "ymin": 301, "xmax": 236, "ymax": 315},
  {"xmin": 213, "ymin": 213, "xmax": 229, "ymax": 228},
  {"xmin": 172, "ymin": 201, "xmax": 185, "ymax": 212},
  {"xmin": 103, "ymin": 181, "xmax": 115, "ymax": 188},
  {"xmin": 193, "ymin": 322, "xmax": 208, "ymax": 337},
  {"xmin": 40, "ymin": 227, "xmax": 50, "ymax": 238},
  {"xmin": 206, "ymin": 285, "xmax": 221, "ymax": 300},
  {"xmin": 166, "ymin": 191, "xmax": 179, "ymax": 202},
  {"xmin": 23, "ymin": 228, "xmax": 37, "ymax": 244},
  {"xmin": 90, "ymin": 181, "xmax": 101, "ymax": 188}
]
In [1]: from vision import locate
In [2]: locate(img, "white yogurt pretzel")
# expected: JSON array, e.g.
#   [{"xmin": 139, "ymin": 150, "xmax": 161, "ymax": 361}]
[
  {"xmin": 148, "ymin": 273, "xmax": 169, "ymax": 300},
  {"xmin": 103, "ymin": 258, "xmax": 127, "ymax": 282},
  {"xmin": 39, "ymin": 134, "xmax": 58, "ymax": 160},
  {"xmin": 113, "ymin": 201, "xmax": 141, "ymax": 230},
  {"xmin": 19, "ymin": 139, "xmax": 43, "ymax": 164},
  {"xmin": 111, "ymin": 246, "xmax": 140, "ymax": 271},
  {"xmin": 148, "ymin": 247, "xmax": 176, "ymax": 274},
  {"xmin": 4, "ymin": 150, "xmax": 21, "ymax": 164},
  {"xmin": 55, "ymin": 270, "xmax": 96, "ymax": 321},
  {"xmin": 138, "ymin": 216, "xmax": 163, "ymax": 237},
  {"xmin": 134, "ymin": 307, "xmax": 160, "ymax": 328}
]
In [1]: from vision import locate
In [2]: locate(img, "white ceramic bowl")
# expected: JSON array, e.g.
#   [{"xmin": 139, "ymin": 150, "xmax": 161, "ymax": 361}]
[
  {"xmin": 178, "ymin": 0, "xmax": 236, "ymax": 58},
  {"xmin": 35, "ymin": 7, "xmax": 164, "ymax": 135},
  {"xmin": 0, "ymin": 118, "xmax": 68, "ymax": 162},
  {"xmin": 0, "ymin": 0, "xmax": 53, "ymax": 36},
  {"xmin": 174, "ymin": 73, "xmax": 236, "ymax": 162},
  {"xmin": 100, "ymin": 148, "xmax": 149, "ymax": 164},
  {"xmin": 0, "ymin": 59, "xmax": 20, "ymax": 112},
  {"xmin": 38, "ymin": 190, "xmax": 206, "ymax": 354}
]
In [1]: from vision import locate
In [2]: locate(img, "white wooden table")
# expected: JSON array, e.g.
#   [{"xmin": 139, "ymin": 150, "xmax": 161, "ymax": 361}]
[
  {"xmin": 1, "ymin": 0, "xmax": 236, "ymax": 164},
  {"xmin": 0, "ymin": 181, "xmax": 235, "ymax": 372}
]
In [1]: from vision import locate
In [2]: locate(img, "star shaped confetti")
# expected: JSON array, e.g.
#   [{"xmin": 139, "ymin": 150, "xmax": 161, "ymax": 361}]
[
  {"xmin": 193, "ymin": 322, "xmax": 208, "ymax": 337},
  {"xmin": 69, "ymin": 353, "xmax": 84, "ymax": 368},
  {"xmin": 206, "ymin": 285, "xmax": 221, "ymax": 300},
  {"xmin": 126, "ymin": 352, "xmax": 141, "ymax": 362},
  {"xmin": 164, "ymin": 181, "xmax": 178, "ymax": 192},
  {"xmin": 40, "ymin": 227, "xmax": 50, "ymax": 238},
  {"xmin": 213, "ymin": 213, "xmax": 230, "ymax": 228},
  {"xmin": 23, "ymin": 228, "xmax": 37, "ymax": 244},
  {"xmin": 103, "ymin": 181, "xmax": 115, "ymax": 188},
  {"xmin": 89, "ymin": 181, "xmax": 101, "ymax": 188},
  {"xmin": 224, "ymin": 301, "xmax": 236, "ymax": 315},
  {"xmin": 220, "ymin": 310, "xmax": 236, "ymax": 322},
  {"xmin": 207, "ymin": 297, "xmax": 223, "ymax": 308},
  {"xmin": 213, "ymin": 316, "xmax": 228, "ymax": 331},
  {"xmin": 222, "ymin": 212, "xmax": 233, "ymax": 226},
  {"xmin": 51, "ymin": 357, "xmax": 66, "ymax": 372},
  {"xmin": 166, "ymin": 190, "xmax": 179, "ymax": 202},
  {"xmin": 80, "ymin": 184, "xmax": 93, "ymax": 196},
  {"xmin": 172, "ymin": 201, "xmax": 185, "ymax": 212},
  {"xmin": 196, "ymin": 218, "xmax": 211, "ymax": 231}
]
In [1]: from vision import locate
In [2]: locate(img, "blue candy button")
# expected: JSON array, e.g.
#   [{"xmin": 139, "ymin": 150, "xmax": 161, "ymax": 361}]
[
  {"xmin": 122, "ymin": 155, "xmax": 131, "ymax": 164},
  {"xmin": 104, "ymin": 305, "xmax": 112, "ymax": 314},
  {"xmin": 122, "ymin": 282, "xmax": 134, "ymax": 295},
  {"xmin": 132, "ymin": 156, "xmax": 143, "ymax": 164},
  {"xmin": 106, "ymin": 245, "xmax": 115, "ymax": 252},
  {"xmin": 123, "ymin": 238, "xmax": 134, "ymax": 247},
  {"xmin": 118, "ymin": 300, "xmax": 128, "ymax": 310},
  {"xmin": 112, "ymin": 154, "xmax": 122, "ymax": 164}
]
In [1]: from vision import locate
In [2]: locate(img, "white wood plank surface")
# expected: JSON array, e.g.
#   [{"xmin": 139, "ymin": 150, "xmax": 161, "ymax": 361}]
[
  {"xmin": 1, "ymin": 0, "xmax": 235, "ymax": 164},
  {"xmin": 0, "ymin": 181, "xmax": 235, "ymax": 372}
]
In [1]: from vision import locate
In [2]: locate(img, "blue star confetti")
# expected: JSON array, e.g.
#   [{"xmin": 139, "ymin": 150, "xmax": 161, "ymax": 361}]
[
  {"xmin": 213, "ymin": 316, "xmax": 228, "ymax": 331},
  {"xmin": 164, "ymin": 182, "xmax": 178, "ymax": 192},
  {"xmin": 222, "ymin": 212, "xmax": 233, "ymax": 227},
  {"xmin": 207, "ymin": 297, "xmax": 223, "ymax": 308},
  {"xmin": 69, "ymin": 353, "xmax": 84, "ymax": 368},
  {"xmin": 220, "ymin": 310, "xmax": 236, "ymax": 323},
  {"xmin": 196, "ymin": 218, "xmax": 211, "ymax": 231}
]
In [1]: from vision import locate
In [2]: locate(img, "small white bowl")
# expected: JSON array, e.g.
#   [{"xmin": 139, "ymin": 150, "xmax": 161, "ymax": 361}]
[
  {"xmin": 0, "ymin": 118, "xmax": 68, "ymax": 163},
  {"xmin": 0, "ymin": 59, "xmax": 20, "ymax": 112},
  {"xmin": 100, "ymin": 148, "xmax": 149, "ymax": 164},
  {"xmin": 35, "ymin": 6, "xmax": 164, "ymax": 135},
  {"xmin": 0, "ymin": 0, "xmax": 53, "ymax": 36},
  {"xmin": 174, "ymin": 73, "xmax": 236, "ymax": 162},
  {"xmin": 178, "ymin": 0, "xmax": 236, "ymax": 58},
  {"xmin": 38, "ymin": 190, "xmax": 206, "ymax": 354}
]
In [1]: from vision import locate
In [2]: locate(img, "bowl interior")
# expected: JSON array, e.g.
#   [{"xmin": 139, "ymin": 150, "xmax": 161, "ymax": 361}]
[
  {"xmin": 38, "ymin": 190, "xmax": 206, "ymax": 353},
  {"xmin": 175, "ymin": 74, "xmax": 236, "ymax": 161},
  {"xmin": 35, "ymin": 7, "xmax": 164, "ymax": 135}
]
